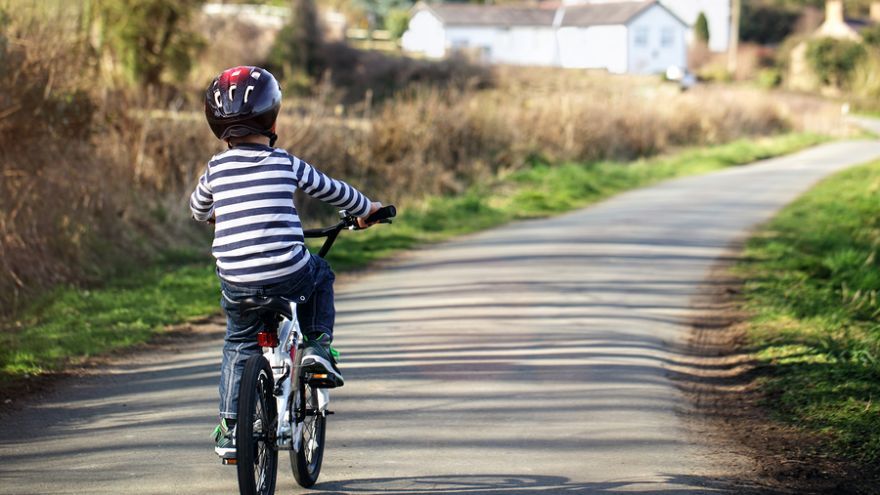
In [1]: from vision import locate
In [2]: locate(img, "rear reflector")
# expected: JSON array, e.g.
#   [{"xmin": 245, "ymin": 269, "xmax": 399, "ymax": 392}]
[{"xmin": 257, "ymin": 331, "xmax": 279, "ymax": 348}]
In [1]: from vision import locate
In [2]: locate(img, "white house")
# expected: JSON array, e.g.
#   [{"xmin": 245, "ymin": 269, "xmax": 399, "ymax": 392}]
[
  {"xmin": 655, "ymin": 0, "xmax": 730, "ymax": 52},
  {"xmin": 401, "ymin": 0, "xmax": 688, "ymax": 74},
  {"xmin": 569, "ymin": 0, "xmax": 731, "ymax": 52}
]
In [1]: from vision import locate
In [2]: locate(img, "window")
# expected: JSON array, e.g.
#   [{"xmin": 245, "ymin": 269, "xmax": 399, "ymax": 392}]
[
  {"xmin": 661, "ymin": 28, "xmax": 674, "ymax": 47},
  {"xmin": 634, "ymin": 27, "xmax": 648, "ymax": 47}
]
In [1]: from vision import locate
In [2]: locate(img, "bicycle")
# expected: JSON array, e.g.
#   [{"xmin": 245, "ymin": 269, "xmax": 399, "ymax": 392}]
[{"xmin": 223, "ymin": 205, "xmax": 397, "ymax": 495}]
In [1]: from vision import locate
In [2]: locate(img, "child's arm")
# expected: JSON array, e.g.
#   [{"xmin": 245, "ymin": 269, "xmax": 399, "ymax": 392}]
[
  {"xmin": 291, "ymin": 156, "xmax": 372, "ymax": 218},
  {"xmin": 189, "ymin": 167, "xmax": 215, "ymax": 222}
]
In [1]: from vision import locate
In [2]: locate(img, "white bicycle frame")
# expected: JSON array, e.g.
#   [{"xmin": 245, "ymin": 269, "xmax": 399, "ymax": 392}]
[{"xmin": 263, "ymin": 300, "xmax": 330, "ymax": 452}]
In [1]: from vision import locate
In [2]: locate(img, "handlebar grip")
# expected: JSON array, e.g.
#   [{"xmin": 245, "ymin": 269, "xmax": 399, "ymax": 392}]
[{"xmin": 365, "ymin": 205, "xmax": 397, "ymax": 224}]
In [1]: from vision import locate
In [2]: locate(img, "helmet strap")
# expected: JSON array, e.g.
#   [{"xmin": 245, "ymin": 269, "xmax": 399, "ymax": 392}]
[{"xmin": 267, "ymin": 131, "xmax": 278, "ymax": 147}]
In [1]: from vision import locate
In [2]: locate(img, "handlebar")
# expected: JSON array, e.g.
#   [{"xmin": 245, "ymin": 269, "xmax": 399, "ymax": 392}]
[
  {"xmin": 303, "ymin": 205, "xmax": 397, "ymax": 258},
  {"xmin": 365, "ymin": 205, "xmax": 397, "ymax": 224}
]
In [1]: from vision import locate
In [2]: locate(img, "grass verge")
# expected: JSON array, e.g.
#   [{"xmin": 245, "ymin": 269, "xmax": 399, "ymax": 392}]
[
  {"xmin": 0, "ymin": 132, "xmax": 827, "ymax": 384},
  {"xmin": 736, "ymin": 159, "xmax": 880, "ymax": 464}
]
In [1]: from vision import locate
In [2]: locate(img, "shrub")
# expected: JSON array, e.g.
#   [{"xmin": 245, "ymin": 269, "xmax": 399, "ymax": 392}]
[
  {"xmin": 757, "ymin": 67, "xmax": 783, "ymax": 88},
  {"xmin": 740, "ymin": 3, "xmax": 800, "ymax": 44},
  {"xmin": 0, "ymin": 2, "xmax": 129, "ymax": 311},
  {"xmin": 96, "ymin": 0, "xmax": 205, "ymax": 89},
  {"xmin": 806, "ymin": 37, "xmax": 867, "ymax": 88},
  {"xmin": 312, "ymin": 42, "xmax": 492, "ymax": 103},
  {"xmin": 861, "ymin": 24, "xmax": 880, "ymax": 47},
  {"xmin": 698, "ymin": 62, "xmax": 733, "ymax": 83},
  {"xmin": 385, "ymin": 8, "xmax": 410, "ymax": 40},
  {"xmin": 849, "ymin": 47, "xmax": 880, "ymax": 104},
  {"xmin": 695, "ymin": 12, "xmax": 710, "ymax": 44},
  {"xmin": 266, "ymin": 0, "xmax": 322, "ymax": 90}
]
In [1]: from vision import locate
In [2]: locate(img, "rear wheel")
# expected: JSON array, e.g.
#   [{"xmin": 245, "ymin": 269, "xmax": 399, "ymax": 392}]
[
  {"xmin": 237, "ymin": 355, "xmax": 278, "ymax": 495},
  {"xmin": 290, "ymin": 379, "xmax": 326, "ymax": 487}
]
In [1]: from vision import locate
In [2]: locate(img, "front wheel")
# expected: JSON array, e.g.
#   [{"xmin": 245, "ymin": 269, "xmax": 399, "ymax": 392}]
[
  {"xmin": 290, "ymin": 381, "xmax": 327, "ymax": 487},
  {"xmin": 237, "ymin": 355, "xmax": 278, "ymax": 495}
]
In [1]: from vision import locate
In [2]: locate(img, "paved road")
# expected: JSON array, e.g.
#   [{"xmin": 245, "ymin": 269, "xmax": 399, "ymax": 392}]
[{"xmin": 3, "ymin": 140, "xmax": 880, "ymax": 495}]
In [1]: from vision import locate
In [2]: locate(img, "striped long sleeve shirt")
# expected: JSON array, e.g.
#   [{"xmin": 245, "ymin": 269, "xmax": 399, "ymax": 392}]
[{"xmin": 189, "ymin": 143, "xmax": 371, "ymax": 286}]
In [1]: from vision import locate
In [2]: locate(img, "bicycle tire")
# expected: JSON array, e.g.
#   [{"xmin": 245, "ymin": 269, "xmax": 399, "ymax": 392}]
[
  {"xmin": 290, "ymin": 379, "xmax": 327, "ymax": 488},
  {"xmin": 237, "ymin": 355, "xmax": 278, "ymax": 495}
]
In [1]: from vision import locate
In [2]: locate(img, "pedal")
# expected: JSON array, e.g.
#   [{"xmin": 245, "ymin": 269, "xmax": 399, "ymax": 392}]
[
  {"xmin": 305, "ymin": 372, "xmax": 342, "ymax": 389},
  {"xmin": 325, "ymin": 410, "xmax": 335, "ymax": 415}
]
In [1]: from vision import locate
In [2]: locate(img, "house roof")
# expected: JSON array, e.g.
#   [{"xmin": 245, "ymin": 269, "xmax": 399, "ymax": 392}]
[
  {"xmin": 420, "ymin": 3, "xmax": 556, "ymax": 27},
  {"xmin": 561, "ymin": 1, "xmax": 655, "ymax": 27},
  {"xmin": 416, "ymin": 1, "xmax": 682, "ymax": 28},
  {"xmin": 846, "ymin": 18, "xmax": 874, "ymax": 31}
]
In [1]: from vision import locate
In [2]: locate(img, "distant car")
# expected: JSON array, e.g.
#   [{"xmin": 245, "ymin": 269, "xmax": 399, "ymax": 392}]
[
  {"xmin": 680, "ymin": 71, "xmax": 697, "ymax": 92},
  {"xmin": 666, "ymin": 66, "xmax": 696, "ymax": 92}
]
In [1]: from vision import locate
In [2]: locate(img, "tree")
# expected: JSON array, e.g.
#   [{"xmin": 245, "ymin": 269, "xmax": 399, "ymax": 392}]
[
  {"xmin": 695, "ymin": 12, "xmax": 710, "ymax": 44},
  {"xmin": 267, "ymin": 0, "xmax": 323, "ymax": 86},
  {"xmin": 739, "ymin": 3, "xmax": 800, "ymax": 44},
  {"xmin": 861, "ymin": 24, "xmax": 880, "ymax": 47},
  {"xmin": 96, "ymin": 0, "xmax": 205, "ymax": 88},
  {"xmin": 385, "ymin": 8, "xmax": 410, "ymax": 40},
  {"xmin": 728, "ymin": 0, "xmax": 740, "ymax": 74},
  {"xmin": 348, "ymin": 0, "xmax": 412, "ymax": 30},
  {"xmin": 806, "ymin": 37, "xmax": 867, "ymax": 88}
]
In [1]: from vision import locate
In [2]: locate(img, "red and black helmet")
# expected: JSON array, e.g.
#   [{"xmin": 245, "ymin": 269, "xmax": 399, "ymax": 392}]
[{"xmin": 205, "ymin": 66, "xmax": 282, "ymax": 146}]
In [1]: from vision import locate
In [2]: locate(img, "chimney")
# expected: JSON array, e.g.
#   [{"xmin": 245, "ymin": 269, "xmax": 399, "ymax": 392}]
[
  {"xmin": 826, "ymin": 0, "xmax": 844, "ymax": 25},
  {"xmin": 818, "ymin": 0, "xmax": 860, "ymax": 39},
  {"xmin": 872, "ymin": 2, "xmax": 880, "ymax": 22}
]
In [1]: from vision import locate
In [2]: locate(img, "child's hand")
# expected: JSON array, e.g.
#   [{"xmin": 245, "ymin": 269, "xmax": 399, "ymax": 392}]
[{"xmin": 357, "ymin": 202, "xmax": 383, "ymax": 229}]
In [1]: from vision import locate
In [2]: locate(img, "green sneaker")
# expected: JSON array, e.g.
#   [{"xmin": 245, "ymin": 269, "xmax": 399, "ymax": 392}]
[
  {"xmin": 301, "ymin": 334, "xmax": 344, "ymax": 388},
  {"xmin": 212, "ymin": 418, "xmax": 236, "ymax": 459}
]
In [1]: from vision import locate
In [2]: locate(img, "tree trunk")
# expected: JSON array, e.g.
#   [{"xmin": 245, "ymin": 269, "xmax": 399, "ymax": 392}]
[{"xmin": 727, "ymin": 0, "xmax": 741, "ymax": 75}]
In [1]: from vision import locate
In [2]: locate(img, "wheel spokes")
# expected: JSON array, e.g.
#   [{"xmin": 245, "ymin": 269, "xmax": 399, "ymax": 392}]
[
  {"xmin": 251, "ymin": 372, "xmax": 276, "ymax": 494},
  {"xmin": 252, "ymin": 375, "xmax": 272, "ymax": 442},
  {"xmin": 302, "ymin": 386, "xmax": 321, "ymax": 466}
]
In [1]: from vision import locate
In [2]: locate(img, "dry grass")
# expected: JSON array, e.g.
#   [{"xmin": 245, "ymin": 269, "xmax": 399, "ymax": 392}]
[
  {"xmin": 0, "ymin": 1, "xmax": 121, "ymax": 309},
  {"xmin": 141, "ymin": 70, "xmax": 803, "ymax": 216}
]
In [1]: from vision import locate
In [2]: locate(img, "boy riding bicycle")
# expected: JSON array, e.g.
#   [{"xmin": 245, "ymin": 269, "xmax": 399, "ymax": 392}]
[{"xmin": 189, "ymin": 66, "xmax": 380, "ymax": 458}]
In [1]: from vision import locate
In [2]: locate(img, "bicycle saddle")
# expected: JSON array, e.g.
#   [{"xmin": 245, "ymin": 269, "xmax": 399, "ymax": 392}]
[{"xmin": 238, "ymin": 296, "xmax": 294, "ymax": 320}]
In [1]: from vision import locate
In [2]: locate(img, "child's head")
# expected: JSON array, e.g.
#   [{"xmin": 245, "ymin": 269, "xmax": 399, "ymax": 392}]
[{"xmin": 205, "ymin": 66, "xmax": 282, "ymax": 147}]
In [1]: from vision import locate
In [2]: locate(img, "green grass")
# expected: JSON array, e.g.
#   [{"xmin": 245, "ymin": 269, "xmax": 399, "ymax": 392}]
[
  {"xmin": 0, "ymin": 251, "xmax": 219, "ymax": 380},
  {"xmin": 736, "ymin": 159, "xmax": 880, "ymax": 464},
  {"xmin": 0, "ymin": 132, "xmax": 827, "ymax": 383}
]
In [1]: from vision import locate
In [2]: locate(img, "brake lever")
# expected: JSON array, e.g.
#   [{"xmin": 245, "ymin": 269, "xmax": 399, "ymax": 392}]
[
  {"xmin": 346, "ymin": 218, "xmax": 392, "ymax": 231},
  {"xmin": 338, "ymin": 208, "xmax": 395, "ymax": 230}
]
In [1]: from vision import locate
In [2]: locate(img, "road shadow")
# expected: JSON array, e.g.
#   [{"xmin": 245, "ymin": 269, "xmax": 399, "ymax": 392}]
[{"xmin": 309, "ymin": 473, "xmax": 781, "ymax": 494}]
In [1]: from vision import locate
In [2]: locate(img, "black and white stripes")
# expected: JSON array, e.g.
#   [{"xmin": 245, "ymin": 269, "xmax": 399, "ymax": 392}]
[{"xmin": 190, "ymin": 143, "xmax": 371, "ymax": 286}]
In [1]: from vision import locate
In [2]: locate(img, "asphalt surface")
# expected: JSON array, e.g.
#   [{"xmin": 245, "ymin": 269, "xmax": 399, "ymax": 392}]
[{"xmin": 3, "ymin": 139, "xmax": 880, "ymax": 495}]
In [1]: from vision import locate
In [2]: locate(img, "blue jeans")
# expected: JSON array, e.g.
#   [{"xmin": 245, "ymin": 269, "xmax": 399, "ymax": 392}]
[{"xmin": 218, "ymin": 254, "xmax": 336, "ymax": 419}]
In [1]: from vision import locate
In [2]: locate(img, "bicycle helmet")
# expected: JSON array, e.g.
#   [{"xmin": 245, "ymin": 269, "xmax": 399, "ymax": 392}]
[{"xmin": 205, "ymin": 66, "xmax": 282, "ymax": 146}]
